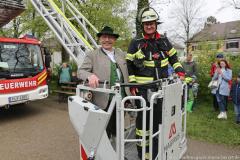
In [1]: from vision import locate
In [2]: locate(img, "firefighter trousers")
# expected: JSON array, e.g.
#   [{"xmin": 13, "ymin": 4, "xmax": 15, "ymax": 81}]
[{"xmin": 135, "ymin": 88, "xmax": 162, "ymax": 160}]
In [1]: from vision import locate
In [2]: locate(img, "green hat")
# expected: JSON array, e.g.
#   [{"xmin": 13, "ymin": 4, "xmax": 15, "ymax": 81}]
[{"xmin": 97, "ymin": 26, "xmax": 119, "ymax": 38}]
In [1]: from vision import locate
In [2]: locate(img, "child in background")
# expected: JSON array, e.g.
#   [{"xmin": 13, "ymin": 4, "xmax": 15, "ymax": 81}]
[{"xmin": 230, "ymin": 73, "xmax": 240, "ymax": 125}]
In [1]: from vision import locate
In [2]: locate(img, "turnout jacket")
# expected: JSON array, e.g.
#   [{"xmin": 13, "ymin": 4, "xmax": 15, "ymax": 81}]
[{"xmin": 126, "ymin": 32, "xmax": 185, "ymax": 83}]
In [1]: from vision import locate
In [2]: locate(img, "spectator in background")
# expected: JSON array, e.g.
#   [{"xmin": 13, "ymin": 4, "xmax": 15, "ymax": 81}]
[
  {"xmin": 71, "ymin": 71, "xmax": 79, "ymax": 83},
  {"xmin": 230, "ymin": 73, "xmax": 240, "ymax": 125},
  {"xmin": 211, "ymin": 59, "xmax": 232, "ymax": 119},
  {"xmin": 58, "ymin": 62, "xmax": 72, "ymax": 84},
  {"xmin": 182, "ymin": 53, "xmax": 197, "ymax": 79},
  {"xmin": 210, "ymin": 53, "xmax": 224, "ymax": 111},
  {"xmin": 182, "ymin": 53, "xmax": 198, "ymax": 111}
]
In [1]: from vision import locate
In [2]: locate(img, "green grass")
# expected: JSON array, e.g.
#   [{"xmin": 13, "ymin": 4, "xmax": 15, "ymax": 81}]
[{"xmin": 187, "ymin": 99, "xmax": 240, "ymax": 146}]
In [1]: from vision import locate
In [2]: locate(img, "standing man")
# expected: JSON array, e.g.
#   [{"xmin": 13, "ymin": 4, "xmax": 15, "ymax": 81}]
[
  {"xmin": 78, "ymin": 26, "xmax": 130, "ymax": 138},
  {"xmin": 126, "ymin": 8, "xmax": 185, "ymax": 159},
  {"xmin": 182, "ymin": 53, "xmax": 197, "ymax": 79}
]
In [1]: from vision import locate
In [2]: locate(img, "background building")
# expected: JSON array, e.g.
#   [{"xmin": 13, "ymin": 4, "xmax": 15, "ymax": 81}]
[{"xmin": 188, "ymin": 20, "xmax": 240, "ymax": 56}]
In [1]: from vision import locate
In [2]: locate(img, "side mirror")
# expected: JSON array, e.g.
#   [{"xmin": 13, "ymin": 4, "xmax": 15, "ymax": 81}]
[{"xmin": 43, "ymin": 47, "xmax": 51, "ymax": 68}]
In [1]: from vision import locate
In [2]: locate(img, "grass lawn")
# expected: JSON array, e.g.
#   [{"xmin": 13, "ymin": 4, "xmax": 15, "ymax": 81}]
[{"xmin": 187, "ymin": 98, "xmax": 240, "ymax": 146}]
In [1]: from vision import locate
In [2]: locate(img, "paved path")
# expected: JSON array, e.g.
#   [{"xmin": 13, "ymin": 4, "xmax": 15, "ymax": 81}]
[{"xmin": 0, "ymin": 95, "xmax": 239, "ymax": 160}]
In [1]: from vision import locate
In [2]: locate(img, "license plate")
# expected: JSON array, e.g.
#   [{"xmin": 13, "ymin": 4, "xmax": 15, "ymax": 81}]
[{"xmin": 9, "ymin": 95, "xmax": 29, "ymax": 103}]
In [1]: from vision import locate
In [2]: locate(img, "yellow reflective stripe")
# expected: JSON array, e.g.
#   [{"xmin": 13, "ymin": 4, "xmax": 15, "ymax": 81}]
[
  {"xmin": 48, "ymin": 0, "xmax": 93, "ymax": 50},
  {"xmin": 161, "ymin": 58, "xmax": 169, "ymax": 67},
  {"xmin": 184, "ymin": 77, "xmax": 193, "ymax": 83},
  {"xmin": 173, "ymin": 62, "xmax": 182, "ymax": 69},
  {"xmin": 136, "ymin": 128, "xmax": 150, "ymax": 136},
  {"xmin": 38, "ymin": 71, "xmax": 47, "ymax": 81},
  {"xmin": 126, "ymin": 53, "xmax": 135, "ymax": 61},
  {"xmin": 145, "ymin": 153, "xmax": 150, "ymax": 159},
  {"xmin": 143, "ymin": 60, "xmax": 155, "ymax": 67},
  {"xmin": 135, "ymin": 76, "xmax": 154, "ymax": 83},
  {"xmin": 135, "ymin": 49, "xmax": 145, "ymax": 59},
  {"xmin": 129, "ymin": 75, "xmax": 136, "ymax": 82},
  {"xmin": 168, "ymin": 48, "xmax": 177, "ymax": 57},
  {"xmin": 136, "ymin": 140, "xmax": 150, "ymax": 147},
  {"xmin": 38, "ymin": 75, "xmax": 47, "ymax": 85}
]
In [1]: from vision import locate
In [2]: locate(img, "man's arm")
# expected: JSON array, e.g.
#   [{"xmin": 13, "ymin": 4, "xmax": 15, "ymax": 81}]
[
  {"xmin": 163, "ymin": 37, "xmax": 185, "ymax": 78},
  {"xmin": 77, "ymin": 52, "xmax": 94, "ymax": 81},
  {"xmin": 126, "ymin": 39, "xmax": 138, "ymax": 83}
]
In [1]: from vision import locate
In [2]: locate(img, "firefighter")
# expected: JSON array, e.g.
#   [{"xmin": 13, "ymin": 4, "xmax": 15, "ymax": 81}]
[{"xmin": 126, "ymin": 7, "xmax": 185, "ymax": 159}]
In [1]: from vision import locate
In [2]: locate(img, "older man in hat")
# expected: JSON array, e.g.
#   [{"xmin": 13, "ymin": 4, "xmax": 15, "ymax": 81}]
[{"xmin": 78, "ymin": 26, "xmax": 130, "ymax": 138}]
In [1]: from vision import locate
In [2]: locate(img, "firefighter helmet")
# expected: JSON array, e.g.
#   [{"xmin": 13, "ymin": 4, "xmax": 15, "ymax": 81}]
[{"xmin": 141, "ymin": 8, "xmax": 159, "ymax": 23}]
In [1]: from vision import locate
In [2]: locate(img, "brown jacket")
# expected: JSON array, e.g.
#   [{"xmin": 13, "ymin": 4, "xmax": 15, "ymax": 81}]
[{"xmin": 78, "ymin": 48, "xmax": 130, "ymax": 109}]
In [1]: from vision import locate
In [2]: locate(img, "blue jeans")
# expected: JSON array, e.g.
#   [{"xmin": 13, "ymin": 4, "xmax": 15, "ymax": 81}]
[
  {"xmin": 216, "ymin": 91, "xmax": 227, "ymax": 112},
  {"xmin": 234, "ymin": 104, "xmax": 240, "ymax": 122}
]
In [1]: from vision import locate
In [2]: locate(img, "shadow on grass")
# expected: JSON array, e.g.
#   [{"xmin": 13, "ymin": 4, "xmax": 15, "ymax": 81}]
[{"xmin": 187, "ymin": 98, "xmax": 240, "ymax": 146}]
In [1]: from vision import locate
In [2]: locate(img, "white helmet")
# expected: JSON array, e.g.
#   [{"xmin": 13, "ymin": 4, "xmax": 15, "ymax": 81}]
[{"xmin": 141, "ymin": 8, "xmax": 159, "ymax": 23}]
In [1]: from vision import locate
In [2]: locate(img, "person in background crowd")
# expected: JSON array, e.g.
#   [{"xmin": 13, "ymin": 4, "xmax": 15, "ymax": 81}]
[
  {"xmin": 211, "ymin": 59, "xmax": 232, "ymax": 119},
  {"xmin": 182, "ymin": 53, "xmax": 197, "ymax": 79},
  {"xmin": 58, "ymin": 62, "xmax": 72, "ymax": 84},
  {"xmin": 230, "ymin": 73, "xmax": 240, "ymax": 125},
  {"xmin": 210, "ymin": 53, "xmax": 224, "ymax": 111},
  {"xmin": 182, "ymin": 53, "xmax": 198, "ymax": 111}
]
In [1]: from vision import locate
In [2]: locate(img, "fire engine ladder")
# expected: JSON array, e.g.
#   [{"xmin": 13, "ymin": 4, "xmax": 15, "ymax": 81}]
[{"xmin": 30, "ymin": 0, "xmax": 99, "ymax": 66}]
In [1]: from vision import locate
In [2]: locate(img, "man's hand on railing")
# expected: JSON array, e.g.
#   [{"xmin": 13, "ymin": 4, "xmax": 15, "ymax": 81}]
[{"xmin": 87, "ymin": 74, "xmax": 99, "ymax": 88}]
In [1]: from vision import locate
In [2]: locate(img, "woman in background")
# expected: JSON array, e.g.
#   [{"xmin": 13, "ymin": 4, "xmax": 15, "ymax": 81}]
[{"xmin": 211, "ymin": 59, "xmax": 232, "ymax": 119}]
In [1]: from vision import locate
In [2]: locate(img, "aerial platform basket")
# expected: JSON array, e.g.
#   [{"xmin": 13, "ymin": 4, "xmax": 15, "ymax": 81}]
[{"xmin": 68, "ymin": 78, "xmax": 187, "ymax": 160}]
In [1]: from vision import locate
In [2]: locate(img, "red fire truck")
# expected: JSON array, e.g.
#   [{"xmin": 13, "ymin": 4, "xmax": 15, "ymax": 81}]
[{"xmin": 0, "ymin": 35, "xmax": 49, "ymax": 108}]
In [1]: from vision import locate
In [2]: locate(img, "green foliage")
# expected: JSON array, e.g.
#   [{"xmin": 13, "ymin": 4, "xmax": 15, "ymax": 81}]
[
  {"xmin": 115, "ymin": 39, "xmax": 131, "ymax": 52},
  {"xmin": 0, "ymin": 1, "xmax": 49, "ymax": 39},
  {"xmin": 20, "ymin": 2, "xmax": 49, "ymax": 39},
  {"xmin": 188, "ymin": 100, "xmax": 240, "ymax": 145},
  {"xmin": 75, "ymin": 0, "xmax": 131, "ymax": 40}
]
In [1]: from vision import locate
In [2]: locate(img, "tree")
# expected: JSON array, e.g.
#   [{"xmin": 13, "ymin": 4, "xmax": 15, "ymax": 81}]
[
  {"xmin": 169, "ymin": 0, "xmax": 205, "ymax": 55},
  {"xmin": 76, "ymin": 0, "xmax": 131, "ymax": 40},
  {"xmin": 224, "ymin": 0, "xmax": 240, "ymax": 9},
  {"xmin": 204, "ymin": 16, "xmax": 219, "ymax": 27},
  {"xmin": 136, "ymin": 0, "xmax": 149, "ymax": 38},
  {"xmin": 0, "ymin": 1, "xmax": 49, "ymax": 39}
]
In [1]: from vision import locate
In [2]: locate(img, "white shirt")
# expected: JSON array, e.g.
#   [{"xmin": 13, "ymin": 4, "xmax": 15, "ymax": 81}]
[
  {"xmin": 102, "ymin": 48, "xmax": 121, "ymax": 80},
  {"xmin": 102, "ymin": 48, "xmax": 116, "ymax": 63}
]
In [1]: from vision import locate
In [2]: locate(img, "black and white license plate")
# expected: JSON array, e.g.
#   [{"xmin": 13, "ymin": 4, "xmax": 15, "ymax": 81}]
[{"xmin": 8, "ymin": 95, "xmax": 29, "ymax": 103}]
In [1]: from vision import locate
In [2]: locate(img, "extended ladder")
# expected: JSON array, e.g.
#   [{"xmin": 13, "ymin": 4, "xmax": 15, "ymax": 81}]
[{"xmin": 30, "ymin": 0, "xmax": 99, "ymax": 66}]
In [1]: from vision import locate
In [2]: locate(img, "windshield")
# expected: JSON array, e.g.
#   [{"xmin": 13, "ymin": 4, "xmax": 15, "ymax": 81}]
[{"xmin": 0, "ymin": 43, "xmax": 44, "ymax": 77}]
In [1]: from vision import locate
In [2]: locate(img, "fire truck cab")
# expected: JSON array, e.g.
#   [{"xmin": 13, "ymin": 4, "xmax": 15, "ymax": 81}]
[{"xmin": 0, "ymin": 35, "xmax": 49, "ymax": 108}]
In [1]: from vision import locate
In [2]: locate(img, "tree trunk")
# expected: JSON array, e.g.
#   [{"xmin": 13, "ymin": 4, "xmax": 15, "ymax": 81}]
[
  {"xmin": 136, "ymin": 0, "xmax": 149, "ymax": 38},
  {"xmin": 13, "ymin": 19, "xmax": 19, "ymax": 38},
  {"xmin": 61, "ymin": 46, "xmax": 69, "ymax": 62}
]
